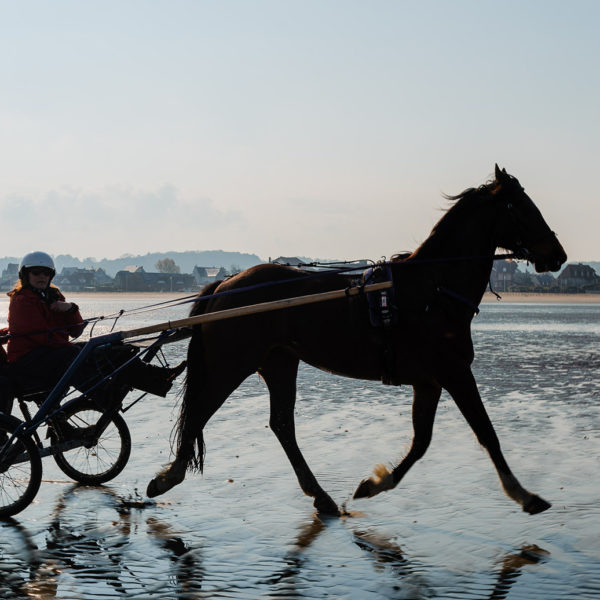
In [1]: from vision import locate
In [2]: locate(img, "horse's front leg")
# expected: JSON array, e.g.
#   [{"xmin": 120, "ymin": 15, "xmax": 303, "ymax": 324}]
[
  {"xmin": 354, "ymin": 380, "xmax": 442, "ymax": 499},
  {"xmin": 439, "ymin": 367, "xmax": 551, "ymax": 514}
]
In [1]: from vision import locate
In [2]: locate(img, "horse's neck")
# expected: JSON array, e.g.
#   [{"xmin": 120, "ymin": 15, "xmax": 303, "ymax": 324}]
[{"xmin": 412, "ymin": 219, "xmax": 496, "ymax": 307}]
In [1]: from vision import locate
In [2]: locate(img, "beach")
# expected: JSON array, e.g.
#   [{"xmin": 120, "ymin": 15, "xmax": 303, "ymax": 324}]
[{"xmin": 0, "ymin": 294, "xmax": 598, "ymax": 599}]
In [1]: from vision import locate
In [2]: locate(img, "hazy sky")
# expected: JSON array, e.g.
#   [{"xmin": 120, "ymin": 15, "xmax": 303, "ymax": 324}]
[{"xmin": 1, "ymin": 1, "xmax": 598, "ymax": 262}]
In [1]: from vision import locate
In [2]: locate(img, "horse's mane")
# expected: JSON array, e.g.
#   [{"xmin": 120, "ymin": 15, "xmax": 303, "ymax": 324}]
[
  {"xmin": 404, "ymin": 178, "xmax": 508, "ymax": 260},
  {"xmin": 439, "ymin": 180, "xmax": 499, "ymax": 227}
]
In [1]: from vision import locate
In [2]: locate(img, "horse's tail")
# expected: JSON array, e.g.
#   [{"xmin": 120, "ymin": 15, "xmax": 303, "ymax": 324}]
[{"xmin": 175, "ymin": 280, "xmax": 223, "ymax": 473}]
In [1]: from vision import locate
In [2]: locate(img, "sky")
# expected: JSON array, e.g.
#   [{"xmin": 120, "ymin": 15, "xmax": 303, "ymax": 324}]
[{"xmin": 1, "ymin": 0, "xmax": 598, "ymax": 263}]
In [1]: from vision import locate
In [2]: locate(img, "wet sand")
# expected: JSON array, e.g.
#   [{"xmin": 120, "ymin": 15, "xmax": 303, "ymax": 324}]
[{"xmin": 1, "ymin": 296, "xmax": 598, "ymax": 599}]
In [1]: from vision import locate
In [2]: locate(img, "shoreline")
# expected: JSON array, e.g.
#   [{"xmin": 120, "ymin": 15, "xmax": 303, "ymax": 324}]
[{"xmin": 482, "ymin": 291, "xmax": 600, "ymax": 304}]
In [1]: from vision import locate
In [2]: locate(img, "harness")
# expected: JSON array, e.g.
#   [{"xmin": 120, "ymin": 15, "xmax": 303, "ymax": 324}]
[
  {"xmin": 363, "ymin": 264, "xmax": 397, "ymax": 328},
  {"xmin": 362, "ymin": 264, "xmax": 398, "ymax": 385}
]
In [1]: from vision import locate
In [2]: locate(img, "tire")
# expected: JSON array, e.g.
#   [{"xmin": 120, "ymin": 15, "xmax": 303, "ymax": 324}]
[
  {"xmin": 0, "ymin": 414, "xmax": 42, "ymax": 519},
  {"xmin": 52, "ymin": 400, "xmax": 131, "ymax": 485}
]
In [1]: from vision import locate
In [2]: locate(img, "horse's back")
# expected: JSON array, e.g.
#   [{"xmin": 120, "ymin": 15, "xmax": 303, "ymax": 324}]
[{"xmin": 197, "ymin": 263, "xmax": 356, "ymax": 313}]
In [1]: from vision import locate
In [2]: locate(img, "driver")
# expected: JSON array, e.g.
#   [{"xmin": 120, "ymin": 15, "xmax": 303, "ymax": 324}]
[{"xmin": 1, "ymin": 251, "xmax": 186, "ymax": 412}]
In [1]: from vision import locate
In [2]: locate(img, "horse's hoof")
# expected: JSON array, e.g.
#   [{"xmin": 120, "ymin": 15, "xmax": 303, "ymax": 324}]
[
  {"xmin": 353, "ymin": 478, "xmax": 375, "ymax": 499},
  {"xmin": 523, "ymin": 494, "xmax": 552, "ymax": 515},
  {"xmin": 314, "ymin": 495, "xmax": 340, "ymax": 516},
  {"xmin": 146, "ymin": 478, "xmax": 164, "ymax": 498},
  {"xmin": 146, "ymin": 471, "xmax": 183, "ymax": 498}
]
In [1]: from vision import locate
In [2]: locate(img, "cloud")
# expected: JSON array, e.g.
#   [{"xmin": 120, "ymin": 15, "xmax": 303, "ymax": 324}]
[{"xmin": 0, "ymin": 184, "xmax": 244, "ymax": 258}]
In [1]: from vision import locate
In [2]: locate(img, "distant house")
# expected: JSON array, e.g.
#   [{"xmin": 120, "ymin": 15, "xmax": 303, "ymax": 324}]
[
  {"xmin": 192, "ymin": 266, "xmax": 228, "ymax": 286},
  {"xmin": 489, "ymin": 260, "xmax": 519, "ymax": 292},
  {"xmin": 0, "ymin": 263, "xmax": 19, "ymax": 290},
  {"xmin": 92, "ymin": 268, "xmax": 114, "ymax": 289},
  {"xmin": 529, "ymin": 272, "xmax": 557, "ymax": 289},
  {"xmin": 114, "ymin": 266, "xmax": 147, "ymax": 292},
  {"xmin": 54, "ymin": 266, "xmax": 113, "ymax": 291},
  {"xmin": 557, "ymin": 263, "xmax": 600, "ymax": 290},
  {"xmin": 272, "ymin": 256, "xmax": 304, "ymax": 266},
  {"xmin": 115, "ymin": 266, "xmax": 196, "ymax": 292},
  {"xmin": 2, "ymin": 263, "xmax": 18, "ymax": 279}
]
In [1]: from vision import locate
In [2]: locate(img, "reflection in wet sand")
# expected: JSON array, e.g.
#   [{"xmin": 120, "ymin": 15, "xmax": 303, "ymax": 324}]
[
  {"xmin": 262, "ymin": 515, "xmax": 551, "ymax": 600},
  {"xmin": 0, "ymin": 518, "xmax": 42, "ymax": 599},
  {"xmin": 351, "ymin": 529, "xmax": 432, "ymax": 599},
  {"xmin": 263, "ymin": 512, "xmax": 430, "ymax": 600},
  {"xmin": 0, "ymin": 485, "xmax": 205, "ymax": 599},
  {"xmin": 0, "ymin": 496, "xmax": 553, "ymax": 600},
  {"xmin": 487, "ymin": 545, "xmax": 550, "ymax": 600},
  {"xmin": 146, "ymin": 516, "xmax": 204, "ymax": 598},
  {"xmin": 261, "ymin": 513, "xmax": 329, "ymax": 597}
]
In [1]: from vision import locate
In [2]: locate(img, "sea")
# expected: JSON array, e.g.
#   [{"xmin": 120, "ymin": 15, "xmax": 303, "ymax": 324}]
[{"xmin": 0, "ymin": 293, "xmax": 598, "ymax": 600}]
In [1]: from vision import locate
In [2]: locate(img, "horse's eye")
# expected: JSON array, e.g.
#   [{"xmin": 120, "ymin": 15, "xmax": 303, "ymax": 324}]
[{"xmin": 507, "ymin": 203, "xmax": 513, "ymax": 209}]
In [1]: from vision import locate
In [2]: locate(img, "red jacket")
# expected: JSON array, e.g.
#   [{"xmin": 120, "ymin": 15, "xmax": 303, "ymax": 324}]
[{"xmin": 6, "ymin": 287, "xmax": 85, "ymax": 363}]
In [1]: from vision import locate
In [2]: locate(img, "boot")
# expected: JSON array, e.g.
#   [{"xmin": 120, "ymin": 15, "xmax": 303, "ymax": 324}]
[
  {"xmin": 0, "ymin": 379, "xmax": 15, "ymax": 447},
  {"xmin": 123, "ymin": 360, "xmax": 187, "ymax": 397},
  {"xmin": 0, "ymin": 376, "xmax": 15, "ymax": 416}
]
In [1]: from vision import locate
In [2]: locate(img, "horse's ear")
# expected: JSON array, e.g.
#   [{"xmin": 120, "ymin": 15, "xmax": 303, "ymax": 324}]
[{"xmin": 495, "ymin": 164, "xmax": 508, "ymax": 182}]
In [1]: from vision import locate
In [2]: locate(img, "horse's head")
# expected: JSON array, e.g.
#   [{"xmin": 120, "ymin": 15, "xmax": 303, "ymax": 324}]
[{"xmin": 492, "ymin": 164, "xmax": 567, "ymax": 272}]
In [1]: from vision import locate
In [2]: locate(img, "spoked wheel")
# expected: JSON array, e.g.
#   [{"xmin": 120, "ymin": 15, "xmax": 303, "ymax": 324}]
[
  {"xmin": 52, "ymin": 400, "xmax": 131, "ymax": 485},
  {"xmin": 0, "ymin": 414, "xmax": 42, "ymax": 519}
]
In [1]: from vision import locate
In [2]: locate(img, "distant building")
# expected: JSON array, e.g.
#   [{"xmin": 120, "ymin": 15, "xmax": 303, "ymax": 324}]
[
  {"xmin": 529, "ymin": 272, "xmax": 557, "ymax": 289},
  {"xmin": 272, "ymin": 256, "xmax": 304, "ymax": 266},
  {"xmin": 0, "ymin": 263, "xmax": 19, "ymax": 290},
  {"xmin": 2, "ymin": 263, "xmax": 18, "ymax": 279},
  {"xmin": 192, "ymin": 266, "xmax": 228, "ymax": 286},
  {"xmin": 114, "ymin": 266, "xmax": 196, "ymax": 292},
  {"xmin": 93, "ymin": 268, "xmax": 114, "ymax": 289},
  {"xmin": 489, "ymin": 260, "xmax": 519, "ymax": 292},
  {"xmin": 114, "ymin": 266, "xmax": 146, "ymax": 292},
  {"xmin": 557, "ymin": 263, "xmax": 600, "ymax": 290},
  {"xmin": 54, "ymin": 267, "xmax": 97, "ymax": 291},
  {"xmin": 54, "ymin": 267, "xmax": 114, "ymax": 291}
]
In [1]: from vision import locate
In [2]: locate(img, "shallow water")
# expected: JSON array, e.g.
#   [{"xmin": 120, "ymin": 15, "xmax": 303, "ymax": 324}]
[{"xmin": 1, "ymin": 296, "xmax": 598, "ymax": 599}]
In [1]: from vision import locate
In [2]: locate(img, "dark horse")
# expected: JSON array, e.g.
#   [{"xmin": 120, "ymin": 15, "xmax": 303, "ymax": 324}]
[{"xmin": 147, "ymin": 165, "xmax": 567, "ymax": 516}]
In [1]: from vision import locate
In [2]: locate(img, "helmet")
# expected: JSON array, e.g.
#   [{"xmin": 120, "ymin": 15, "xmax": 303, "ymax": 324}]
[{"xmin": 19, "ymin": 251, "xmax": 56, "ymax": 280}]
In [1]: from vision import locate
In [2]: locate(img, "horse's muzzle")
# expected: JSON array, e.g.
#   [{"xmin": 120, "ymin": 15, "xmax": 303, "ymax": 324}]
[
  {"xmin": 533, "ymin": 249, "xmax": 567, "ymax": 273},
  {"xmin": 530, "ymin": 233, "xmax": 567, "ymax": 273}
]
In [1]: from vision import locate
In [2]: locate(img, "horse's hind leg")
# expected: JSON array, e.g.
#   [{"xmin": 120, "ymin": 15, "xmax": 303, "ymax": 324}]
[
  {"xmin": 441, "ymin": 368, "xmax": 551, "ymax": 514},
  {"xmin": 147, "ymin": 337, "xmax": 254, "ymax": 498},
  {"xmin": 354, "ymin": 380, "xmax": 441, "ymax": 499},
  {"xmin": 260, "ymin": 351, "xmax": 340, "ymax": 516}
]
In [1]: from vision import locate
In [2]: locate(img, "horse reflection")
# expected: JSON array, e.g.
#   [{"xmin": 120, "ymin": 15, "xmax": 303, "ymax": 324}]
[
  {"xmin": 487, "ymin": 544, "xmax": 550, "ymax": 600},
  {"xmin": 263, "ymin": 512, "xmax": 430, "ymax": 599}
]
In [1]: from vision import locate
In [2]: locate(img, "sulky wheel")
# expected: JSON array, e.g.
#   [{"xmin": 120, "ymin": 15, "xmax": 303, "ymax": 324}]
[
  {"xmin": 0, "ymin": 414, "xmax": 42, "ymax": 519},
  {"xmin": 51, "ymin": 399, "xmax": 131, "ymax": 485}
]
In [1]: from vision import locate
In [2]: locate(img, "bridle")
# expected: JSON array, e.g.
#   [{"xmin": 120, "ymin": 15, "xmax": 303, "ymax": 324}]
[
  {"xmin": 435, "ymin": 195, "xmax": 560, "ymax": 315},
  {"xmin": 500, "ymin": 194, "xmax": 558, "ymax": 264}
]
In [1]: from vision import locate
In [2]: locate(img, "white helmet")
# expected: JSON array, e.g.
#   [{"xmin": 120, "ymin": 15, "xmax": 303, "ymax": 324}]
[{"xmin": 19, "ymin": 251, "xmax": 56, "ymax": 280}]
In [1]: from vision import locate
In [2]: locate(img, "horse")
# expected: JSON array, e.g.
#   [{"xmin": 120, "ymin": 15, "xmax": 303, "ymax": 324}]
[{"xmin": 147, "ymin": 165, "xmax": 567, "ymax": 516}]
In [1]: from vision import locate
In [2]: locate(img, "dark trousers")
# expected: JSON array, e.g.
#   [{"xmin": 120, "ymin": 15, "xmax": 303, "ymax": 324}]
[
  {"xmin": 3, "ymin": 343, "xmax": 138, "ymax": 410},
  {"xmin": 0, "ymin": 375, "xmax": 15, "ymax": 414},
  {"xmin": 2, "ymin": 342, "xmax": 172, "ymax": 414}
]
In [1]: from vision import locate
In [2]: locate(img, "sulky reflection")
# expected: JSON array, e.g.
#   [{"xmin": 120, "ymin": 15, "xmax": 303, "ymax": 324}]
[{"xmin": 0, "ymin": 484, "xmax": 204, "ymax": 599}]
